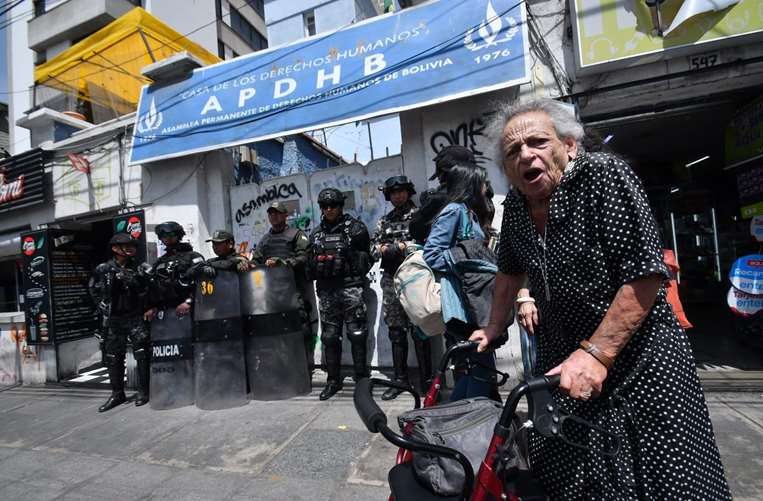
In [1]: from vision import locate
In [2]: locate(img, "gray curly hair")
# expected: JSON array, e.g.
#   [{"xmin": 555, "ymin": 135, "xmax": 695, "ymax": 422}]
[{"xmin": 487, "ymin": 98, "xmax": 585, "ymax": 165}]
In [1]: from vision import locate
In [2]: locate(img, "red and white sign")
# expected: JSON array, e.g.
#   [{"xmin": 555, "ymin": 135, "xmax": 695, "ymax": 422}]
[
  {"xmin": 127, "ymin": 216, "xmax": 142, "ymax": 238},
  {"xmin": 0, "ymin": 171, "xmax": 25, "ymax": 204},
  {"xmin": 727, "ymin": 287, "xmax": 763, "ymax": 317},
  {"xmin": 22, "ymin": 236, "xmax": 35, "ymax": 256}
]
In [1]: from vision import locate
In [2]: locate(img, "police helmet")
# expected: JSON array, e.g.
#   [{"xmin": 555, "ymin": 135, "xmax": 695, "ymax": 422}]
[
  {"xmin": 379, "ymin": 175, "xmax": 416, "ymax": 201},
  {"xmin": 155, "ymin": 221, "xmax": 185, "ymax": 239},
  {"xmin": 317, "ymin": 188, "xmax": 345, "ymax": 207},
  {"xmin": 109, "ymin": 233, "xmax": 138, "ymax": 246}
]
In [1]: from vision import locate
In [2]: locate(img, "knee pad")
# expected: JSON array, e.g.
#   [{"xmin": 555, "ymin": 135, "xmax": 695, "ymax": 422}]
[
  {"xmin": 387, "ymin": 327, "xmax": 408, "ymax": 346},
  {"xmin": 320, "ymin": 323, "xmax": 342, "ymax": 347},
  {"xmin": 103, "ymin": 353, "xmax": 124, "ymax": 367},
  {"xmin": 133, "ymin": 346, "xmax": 150, "ymax": 361},
  {"xmin": 346, "ymin": 321, "xmax": 367, "ymax": 343}
]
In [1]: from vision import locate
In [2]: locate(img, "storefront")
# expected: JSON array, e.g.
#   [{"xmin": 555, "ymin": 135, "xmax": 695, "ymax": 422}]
[{"xmin": 569, "ymin": 0, "xmax": 763, "ymax": 370}]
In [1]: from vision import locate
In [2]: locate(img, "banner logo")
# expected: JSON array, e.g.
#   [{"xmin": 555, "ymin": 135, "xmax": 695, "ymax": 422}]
[
  {"xmin": 464, "ymin": 0, "xmax": 519, "ymax": 51},
  {"xmin": 136, "ymin": 98, "xmax": 163, "ymax": 134}
]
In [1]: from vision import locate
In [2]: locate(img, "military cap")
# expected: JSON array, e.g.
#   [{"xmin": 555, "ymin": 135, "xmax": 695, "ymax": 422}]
[
  {"xmin": 206, "ymin": 230, "xmax": 235, "ymax": 243},
  {"xmin": 267, "ymin": 201, "xmax": 289, "ymax": 214}
]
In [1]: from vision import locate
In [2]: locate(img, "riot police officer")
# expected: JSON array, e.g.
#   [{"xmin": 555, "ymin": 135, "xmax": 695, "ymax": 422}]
[
  {"xmin": 251, "ymin": 202, "xmax": 313, "ymax": 371},
  {"xmin": 144, "ymin": 221, "xmax": 208, "ymax": 322},
  {"xmin": 206, "ymin": 230, "xmax": 250, "ymax": 272},
  {"xmin": 89, "ymin": 233, "xmax": 150, "ymax": 412},
  {"xmin": 371, "ymin": 176, "xmax": 433, "ymax": 400},
  {"xmin": 308, "ymin": 188, "xmax": 374, "ymax": 400}
]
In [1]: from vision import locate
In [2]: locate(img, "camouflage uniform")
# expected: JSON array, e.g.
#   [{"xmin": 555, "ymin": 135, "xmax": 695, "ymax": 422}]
[
  {"xmin": 372, "ymin": 200, "xmax": 433, "ymax": 397},
  {"xmin": 308, "ymin": 209, "xmax": 374, "ymax": 399}
]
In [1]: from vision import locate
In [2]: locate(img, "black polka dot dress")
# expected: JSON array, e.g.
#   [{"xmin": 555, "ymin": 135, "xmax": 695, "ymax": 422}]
[{"xmin": 497, "ymin": 153, "xmax": 731, "ymax": 500}]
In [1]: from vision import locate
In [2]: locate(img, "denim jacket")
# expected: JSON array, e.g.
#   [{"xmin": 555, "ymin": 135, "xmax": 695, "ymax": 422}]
[{"xmin": 423, "ymin": 203, "xmax": 484, "ymax": 273}]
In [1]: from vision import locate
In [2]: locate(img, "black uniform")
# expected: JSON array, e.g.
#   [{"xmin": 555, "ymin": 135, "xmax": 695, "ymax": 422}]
[
  {"xmin": 252, "ymin": 225, "xmax": 314, "ymax": 368},
  {"xmin": 89, "ymin": 256, "xmax": 150, "ymax": 409},
  {"xmin": 308, "ymin": 213, "xmax": 374, "ymax": 398},
  {"xmin": 148, "ymin": 242, "xmax": 205, "ymax": 310}
]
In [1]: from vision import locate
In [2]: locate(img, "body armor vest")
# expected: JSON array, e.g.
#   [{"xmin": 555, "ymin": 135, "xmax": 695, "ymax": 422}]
[
  {"xmin": 312, "ymin": 229, "xmax": 350, "ymax": 279},
  {"xmin": 258, "ymin": 227, "xmax": 299, "ymax": 260}
]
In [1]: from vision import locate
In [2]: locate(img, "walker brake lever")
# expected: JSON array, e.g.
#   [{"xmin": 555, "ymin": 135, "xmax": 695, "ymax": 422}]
[{"xmin": 528, "ymin": 388, "xmax": 620, "ymax": 458}]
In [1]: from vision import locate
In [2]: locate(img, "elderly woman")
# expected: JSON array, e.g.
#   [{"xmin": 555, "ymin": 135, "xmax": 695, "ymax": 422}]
[{"xmin": 471, "ymin": 99, "xmax": 730, "ymax": 499}]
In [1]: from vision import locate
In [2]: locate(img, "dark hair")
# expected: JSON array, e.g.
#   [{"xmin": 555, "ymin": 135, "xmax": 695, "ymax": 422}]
[{"xmin": 445, "ymin": 162, "xmax": 489, "ymax": 224}]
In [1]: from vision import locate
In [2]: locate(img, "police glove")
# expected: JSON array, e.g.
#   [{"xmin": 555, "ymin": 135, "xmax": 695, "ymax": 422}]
[{"xmin": 201, "ymin": 265, "xmax": 216, "ymax": 277}]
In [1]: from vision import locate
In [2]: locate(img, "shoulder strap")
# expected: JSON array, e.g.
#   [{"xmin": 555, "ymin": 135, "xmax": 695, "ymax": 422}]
[{"xmin": 457, "ymin": 203, "xmax": 473, "ymax": 241}]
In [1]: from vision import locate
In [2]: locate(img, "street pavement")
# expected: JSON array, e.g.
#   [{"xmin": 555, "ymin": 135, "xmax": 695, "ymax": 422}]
[{"xmin": 0, "ymin": 374, "xmax": 761, "ymax": 501}]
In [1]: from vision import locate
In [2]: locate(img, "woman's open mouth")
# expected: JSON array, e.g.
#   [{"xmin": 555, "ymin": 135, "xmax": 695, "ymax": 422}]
[{"xmin": 523, "ymin": 167, "xmax": 543, "ymax": 183}]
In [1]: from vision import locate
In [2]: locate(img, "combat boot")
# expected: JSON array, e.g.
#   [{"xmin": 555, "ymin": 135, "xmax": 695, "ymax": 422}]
[
  {"xmin": 134, "ymin": 358, "xmax": 150, "ymax": 406},
  {"xmin": 99, "ymin": 362, "xmax": 126, "ymax": 412},
  {"xmin": 320, "ymin": 341, "xmax": 343, "ymax": 401},
  {"xmin": 382, "ymin": 341, "xmax": 411, "ymax": 400}
]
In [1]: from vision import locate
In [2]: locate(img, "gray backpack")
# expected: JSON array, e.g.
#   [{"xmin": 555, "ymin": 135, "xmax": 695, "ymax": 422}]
[{"xmin": 398, "ymin": 397, "xmax": 515, "ymax": 496}]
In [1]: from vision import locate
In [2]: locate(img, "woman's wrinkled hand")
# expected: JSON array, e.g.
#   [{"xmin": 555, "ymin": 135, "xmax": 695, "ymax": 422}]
[
  {"xmin": 517, "ymin": 301, "xmax": 539, "ymax": 335},
  {"xmin": 469, "ymin": 325, "xmax": 499, "ymax": 353},
  {"xmin": 546, "ymin": 349, "xmax": 607, "ymax": 401}
]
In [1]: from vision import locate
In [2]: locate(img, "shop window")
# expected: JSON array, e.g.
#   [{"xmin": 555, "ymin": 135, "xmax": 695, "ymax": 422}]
[{"xmin": 304, "ymin": 11, "xmax": 316, "ymax": 37}]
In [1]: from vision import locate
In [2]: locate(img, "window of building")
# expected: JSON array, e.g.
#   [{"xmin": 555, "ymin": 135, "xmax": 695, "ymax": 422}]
[
  {"xmin": 304, "ymin": 11, "xmax": 316, "ymax": 37},
  {"xmin": 247, "ymin": 0, "xmax": 264, "ymax": 18},
  {"xmin": 230, "ymin": 7, "xmax": 268, "ymax": 51}
]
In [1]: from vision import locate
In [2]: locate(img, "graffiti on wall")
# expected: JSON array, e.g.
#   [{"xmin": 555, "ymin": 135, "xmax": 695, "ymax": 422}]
[
  {"xmin": 428, "ymin": 112, "xmax": 494, "ymax": 166},
  {"xmin": 234, "ymin": 182, "xmax": 303, "ymax": 223}
]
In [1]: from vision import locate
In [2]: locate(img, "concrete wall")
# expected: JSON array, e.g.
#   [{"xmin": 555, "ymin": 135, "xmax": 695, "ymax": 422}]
[
  {"xmin": 144, "ymin": 0, "xmax": 219, "ymax": 55},
  {"xmin": 142, "ymin": 150, "xmax": 235, "ymax": 258}
]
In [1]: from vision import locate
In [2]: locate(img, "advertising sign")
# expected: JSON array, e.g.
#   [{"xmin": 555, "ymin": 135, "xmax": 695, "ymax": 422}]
[
  {"xmin": 130, "ymin": 0, "xmax": 529, "ymax": 164},
  {"xmin": 729, "ymin": 254, "xmax": 763, "ymax": 296},
  {"xmin": 112, "ymin": 210, "xmax": 148, "ymax": 263},
  {"xmin": 19, "ymin": 230, "xmax": 99, "ymax": 344},
  {"xmin": 570, "ymin": 0, "xmax": 763, "ymax": 72},
  {"xmin": 19, "ymin": 231, "xmax": 52, "ymax": 344},
  {"xmin": 727, "ymin": 287, "xmax": 763, "ymax": 317},
  {"xmin": 0, "ymin": 149, "xmax": 46, "ymax": 214}
]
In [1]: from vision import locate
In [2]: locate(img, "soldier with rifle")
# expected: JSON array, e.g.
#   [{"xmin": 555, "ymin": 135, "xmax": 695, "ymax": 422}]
[
  {"xmin": 89, "ymin": 233, "xmax": 151, "ymax": 412},
  {"xmin": 371, "ymin": 176, "xmax": 433, "ymax": 399}
]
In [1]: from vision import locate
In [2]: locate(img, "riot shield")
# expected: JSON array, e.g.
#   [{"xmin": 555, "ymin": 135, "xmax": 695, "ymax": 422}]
[
  {"xmin": 193, "ymin": 270, "xmax": 248, "ymax": 410},
  {"xmin": 150, "ymin": 312, "xmax": 194, "ymax": 410},
  {"xmin": 241, "ymin": 266, "xmax": 310, "ymax": 400}
]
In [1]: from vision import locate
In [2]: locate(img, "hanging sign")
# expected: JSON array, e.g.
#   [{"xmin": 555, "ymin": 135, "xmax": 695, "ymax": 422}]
[
  {"xmin": 751, "ymin": 215, "xmax": 763, "ymax": 243},
  {"xmin": 130, "ymin": 0, "xmax": 529, "ymax": 164},
  {"xmin": 727, "ymin": 287, "xmax": 763, "ymax": 317},
  {"xmin": 729, "ymin": 254, "xmax": 763, "ymax": 295}
]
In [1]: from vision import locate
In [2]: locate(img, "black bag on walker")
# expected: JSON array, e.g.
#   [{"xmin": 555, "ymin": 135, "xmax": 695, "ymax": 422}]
[{"xmin": 397, "ymin": 397, "xmax": 516, "ymax": 496}]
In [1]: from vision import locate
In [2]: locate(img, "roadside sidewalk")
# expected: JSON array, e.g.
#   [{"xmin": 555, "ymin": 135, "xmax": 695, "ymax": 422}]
[{"xmin": 0, "ymin": 380, "xmax": 760, "ymax": 500}]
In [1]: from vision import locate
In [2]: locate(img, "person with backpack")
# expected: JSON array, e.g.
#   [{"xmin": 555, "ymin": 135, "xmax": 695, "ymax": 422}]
[{"xmin": 422, "ymin": 163, "xmax": 498, "ymax": 401}]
